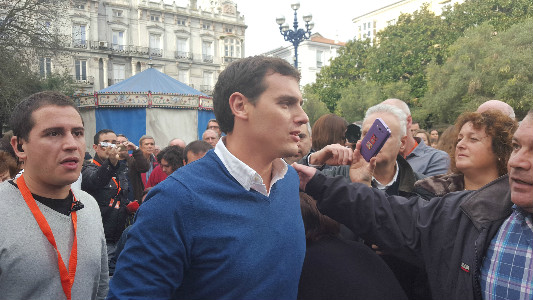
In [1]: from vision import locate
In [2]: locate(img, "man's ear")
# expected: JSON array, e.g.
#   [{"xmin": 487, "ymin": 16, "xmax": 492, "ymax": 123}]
[
  {"xmin": 93, "ymin": 143, "xmax": 99, "ymax": 152},
  {"xmin": 11, "ymin": 136, "xmax": 27, "ymax": 160},
  {"xmin": 228, "ymin": 92, "xmax": 249, "ymax": 121},
  {"xmin": 399, "ymin": 135, "xmax": 407, "ymax": 152}
]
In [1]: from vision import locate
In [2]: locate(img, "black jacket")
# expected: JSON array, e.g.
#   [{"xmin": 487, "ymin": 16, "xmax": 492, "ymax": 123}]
[
  {"xmin": 82, "ymin": 154, "xmax": 131, "ymax": 243},
  {"xmin": 305, "ymin": 173, "xmax": 512, "ymax": 300}
]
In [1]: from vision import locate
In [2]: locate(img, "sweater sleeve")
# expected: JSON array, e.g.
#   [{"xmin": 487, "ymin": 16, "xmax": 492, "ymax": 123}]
[
  {"xmin": 305, "ymin": 172, "xmax": 447, "ymax": 266},
  {"xmin": 97, "ymin": 236, "xmax": 110, "ymax": 300},
  {"xmin": 107, "ymin": 183, "xmax": 189, "ymax": 299}
]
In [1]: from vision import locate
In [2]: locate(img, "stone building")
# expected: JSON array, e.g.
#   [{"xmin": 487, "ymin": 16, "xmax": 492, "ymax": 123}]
[
  {"xmin": 41, "ymin": 0, "xmax": 246, "ymax": 95},
  {"xmin": 353, "ymin": 0, "xmax": 464, "ymax": 42}
]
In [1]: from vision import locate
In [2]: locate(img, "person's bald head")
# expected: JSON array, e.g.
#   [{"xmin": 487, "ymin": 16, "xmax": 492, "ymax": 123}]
[
  {"xmin": 169, "ymin": 138, "xmax": 186, "ymax": 148},
  {"xmin": 202, "ymin": 129, "xmax": 219, "ymax": 147},
  {"xmin": 477, "ymin": 100, "xmax": 515, "ymax": 119}
]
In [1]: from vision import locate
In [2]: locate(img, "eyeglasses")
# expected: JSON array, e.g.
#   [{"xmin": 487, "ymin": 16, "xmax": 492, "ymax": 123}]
[{"xmin": 208, "ymin": 125, "xmax": 220, "ymax": 130}]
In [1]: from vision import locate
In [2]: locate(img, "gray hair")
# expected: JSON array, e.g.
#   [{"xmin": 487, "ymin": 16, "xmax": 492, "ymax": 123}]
[
  {"xmin": 306, "ymin": 122, "xmax": 312, "ymax": 137},
  {"xmin": 381, "ymin": 98, "xmax": 411, "ymax": 116},
  {"xmin": 364, "ymin": 104, "xmax": 407, "ymax": 138}
]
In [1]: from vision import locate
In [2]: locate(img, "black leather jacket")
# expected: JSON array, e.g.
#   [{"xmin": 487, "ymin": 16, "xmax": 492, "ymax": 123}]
[
  {"xmin": 305, "ymin": 173, "xmax": 512, "ymax": 300},
  {"xmin": 82, "ymin": 154, "xmax": 130, "ymax": 243}
]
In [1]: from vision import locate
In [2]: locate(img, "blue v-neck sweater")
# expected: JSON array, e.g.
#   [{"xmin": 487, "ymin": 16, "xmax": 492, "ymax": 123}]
[{"xmin": 108, "ymin": 151, "xmax": 306, "ymax": 300}]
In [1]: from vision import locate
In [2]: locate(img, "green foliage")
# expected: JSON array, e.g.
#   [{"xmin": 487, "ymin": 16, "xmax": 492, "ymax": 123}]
[
  {"xmin": 420, "ymin": 19, "xmax": 533, "ymax": 123},
  {"xmin": 306, "ymin": 39, "xmax": 373, "ymax": 112},
  {"xmin": 335, "ymin": 81, "xmax": 412, "ymax": 122},
  {"xmin": 307, "ymin": 0, "xmax": 533, "ymax": 122},
  {"xmin": 367, "ymin": 5, "xmax": 452, "ymax": 99},
  {"xmin": 302, "ymin": 90, "xmax": 330, "ymax": 126}
]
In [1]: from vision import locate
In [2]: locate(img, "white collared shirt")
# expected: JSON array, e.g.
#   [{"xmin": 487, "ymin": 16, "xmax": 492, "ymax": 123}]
[
  {"xmin": 372, "ymin": 162, "xmax": 399, "ymax": 190},
  {"xmin": 214, "ymin": 137, "xmax": 288, "ymax": 196}
]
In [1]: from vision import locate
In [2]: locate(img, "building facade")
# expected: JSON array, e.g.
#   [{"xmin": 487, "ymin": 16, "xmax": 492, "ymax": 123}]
[
  {"xmin": 262, "ymin": 33, "xmax": 345, "ymax": 86},
  {"xmin": 353, "ymin": 0, "xmax": 464, "ymax": 42},
  {"xmin": 40, "ymin": 0, "xmax": 246, "ymax": 95}
]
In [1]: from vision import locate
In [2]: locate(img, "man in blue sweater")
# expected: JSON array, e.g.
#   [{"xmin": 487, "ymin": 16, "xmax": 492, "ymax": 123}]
[{"xmin": 108, "ymin": 56, "xmax": 309, "ymax": 299}]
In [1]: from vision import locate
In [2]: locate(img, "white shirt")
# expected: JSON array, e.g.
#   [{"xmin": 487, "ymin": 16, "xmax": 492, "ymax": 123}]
[
  {"xmin": 214, "ymin": 137, "xmax": 288, "ymax": 196},
  {"xmin": 372, "ymin": 162, "xmax": 399, "ymax": 190}
]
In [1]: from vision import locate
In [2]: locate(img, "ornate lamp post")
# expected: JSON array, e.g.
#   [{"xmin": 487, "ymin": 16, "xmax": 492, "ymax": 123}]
[{"xmin": 275, "ymin": 2, "xmax": 314, "ymax": 69}]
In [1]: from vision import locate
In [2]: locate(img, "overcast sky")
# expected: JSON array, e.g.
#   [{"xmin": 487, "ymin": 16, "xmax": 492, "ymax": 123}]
[{"xmin": 234, "ymin": 0, "xmax": 398, "ymax": 56}]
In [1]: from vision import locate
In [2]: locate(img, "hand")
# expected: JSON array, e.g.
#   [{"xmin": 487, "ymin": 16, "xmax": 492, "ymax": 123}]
[
  {"xmin": 309, "ymin": 144, "xmax": 353, "ymax": 166},
  {"xmin": 124, "ymin": 141, "xmax": 137, "ymax": 151},
  {"xmin": 349, "ymin": 141, "xmax": 377, "ymax": 186},
  {"xmin": 371, "ymin": 244, "xmax": 385, "ymax": 256},
  {"xmin": 106, "ymin": 145, "xmax": 120, "ymax": 166},
  {"xmin": 292, "ymin": 163, "xmax": 317, "ymax": 191}
]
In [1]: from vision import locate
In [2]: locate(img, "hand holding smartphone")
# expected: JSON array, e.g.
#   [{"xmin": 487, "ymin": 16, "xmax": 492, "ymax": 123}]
[{"xmin": 360, "ymin": 118, "xmax": 391, "ymax": 162}]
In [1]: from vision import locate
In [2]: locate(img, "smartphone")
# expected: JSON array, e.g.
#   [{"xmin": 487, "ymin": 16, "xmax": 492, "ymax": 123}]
[{"xmin": 360, "ymin": 118, "xmax": 391, "ymax": 162}]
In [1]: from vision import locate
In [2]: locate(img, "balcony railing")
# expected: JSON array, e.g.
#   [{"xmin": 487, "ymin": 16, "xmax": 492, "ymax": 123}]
[
  {"xmin": 223, "ymin": 56, "xmax": 239, "ymax": 64},
  {"xmin": 71, "ymin": 75, "xmax": 94, "ymax": 84},
  {"xmin": 149, "ymin": 48, "xmax": 163, "ymax": 57},
  {"xmin": 72, "ymin": 39, "xmax": 87, "ymax": 48},
  {"xmin": 202, "ymin": 54, "xmax": 213, "ymax": 63},
  {"xmin": 175, "ymin": 51, "xmax": 193, "ymax": 60},
  {"xmin": 200, "ymin": 85, "xmax": 212, "ymax": 94}
]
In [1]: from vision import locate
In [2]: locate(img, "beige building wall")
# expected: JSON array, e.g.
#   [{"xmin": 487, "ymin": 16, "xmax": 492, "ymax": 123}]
[
  {"xmin": 42, "ymin": 0, "xmax": 246, "ymax": 95},
  {"xmin": 353, "ymin": 0, "xmax": 464, "ymax": 42}
]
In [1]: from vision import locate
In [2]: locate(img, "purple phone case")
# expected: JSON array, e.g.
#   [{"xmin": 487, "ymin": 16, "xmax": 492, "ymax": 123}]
[{"xmin": 360, "ymin": 118, "xmax": 391, "ymax": 162}]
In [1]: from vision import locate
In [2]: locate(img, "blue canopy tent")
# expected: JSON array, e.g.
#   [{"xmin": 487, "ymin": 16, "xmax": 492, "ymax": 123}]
[{"xmin": 75, "ymin": 68, "xmax": 214, "ymax": 152}]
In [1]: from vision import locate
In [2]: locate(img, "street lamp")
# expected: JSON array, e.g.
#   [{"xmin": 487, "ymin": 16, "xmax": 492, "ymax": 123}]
[{"xmin": 276, "ymin": 2, "xmax": 314, "ymax": 69}]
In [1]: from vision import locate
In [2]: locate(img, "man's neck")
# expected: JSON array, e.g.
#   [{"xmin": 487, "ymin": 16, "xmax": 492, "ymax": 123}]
[
  {"xmin": 224, "ymin": 135, "xmax": 274, "ymax": 189},
  {"xmin": 402, "ymin": 136, "xmax": 417, "ymax": 157},
  {"xmin": 16, "ymin": 173, "xmax": 71, "ymax": 199},
  {"xmin": 373, "ymin": 161, "xmax": 397, "ymax": 185}
]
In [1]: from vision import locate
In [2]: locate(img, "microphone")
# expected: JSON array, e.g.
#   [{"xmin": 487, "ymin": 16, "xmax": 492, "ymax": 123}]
[{"xmin": 71, "ymin": 201, "xmax": 84, "ymax": 212}]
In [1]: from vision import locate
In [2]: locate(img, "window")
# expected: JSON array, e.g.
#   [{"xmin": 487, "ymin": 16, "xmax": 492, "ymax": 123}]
[
  {"xmin": 72, "ymin": 24, "xmax": 86, "ymax": 47},
  {"xmin": 363, "ymin": 23, "xmax": 366, "ymax": 30},
  {"xmin": 316, "ymin": 50, "xmax": 323, "ymax": 68},
  {"xmin": 112, "ymin": 31, "xmax": 124, "ymax": 51},
  {"xmin": 39, "ymin": 57, "xmax": 52, "ymax": 78},
  {"xmin": 150, "ymin": 14, "xmax": 160, "ymax": 22},
  {"xmin": 113, "ymin": 64, "xmax": 125, "ymax": 83},
  {"xmin": 149, "ymin": 34, "xmax": 162, "ymax": 56},
  {"xmin": 74, "ymin": 3, "xmax": 84, "ymax": 9},
  {"xmin": 202, "ymin": 41, "xmax": 213, "ymax": 62},
  {"xmin": 225, "ymin": 27, "xmax": 233, "ymax": 33},
  {"xmin": 177, "ymin": 18, "xmax": 186, "ymax": 26},
  {"xmin": 176, "ymin": 38, "xmax": 189, "ymax": 58},
  {"xmin": 202, "ymin": 23, "xmax": 210, "ymax": 30},
  {"xmin": 202, "ymin": 72, "xmax": 213, "ymax": 93},
  {"xmin": 178, "ymin": 69, "xmax": 188, "ymax": 84},
  {"xmin": 113, "ymin": 9, "xmax": 123, "ymax": 17},
  {"xmin": 75, "ymin": 59, "xmax": 87, "ymax": 81},
  {"xmin": 224, "ymin": 38, "xmax": 240, "ymax": 58}
]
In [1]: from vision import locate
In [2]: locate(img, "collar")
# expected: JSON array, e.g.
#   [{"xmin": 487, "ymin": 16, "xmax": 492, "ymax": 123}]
[
  {"xmin": 373, "ymin": 161, "xmax": 399, "ymax": 190},
  {"xmin": 214, "ymin": 137, "xmax": 288, "ymax": 196}
]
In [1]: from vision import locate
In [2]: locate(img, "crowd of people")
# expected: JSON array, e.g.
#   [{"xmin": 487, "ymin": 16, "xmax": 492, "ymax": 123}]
[{"xmin": 0, "ymin": 55, "xmax": 531, "ymax": 300}]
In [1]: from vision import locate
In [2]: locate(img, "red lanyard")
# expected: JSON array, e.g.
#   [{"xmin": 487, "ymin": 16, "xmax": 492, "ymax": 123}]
[
  {"xmin": 92, "ymin": 159, "xmax": 121, "ymax": 207},
  {"xmin": 18, "ymin": 174, "xmax": 78, "ymax": 300}
]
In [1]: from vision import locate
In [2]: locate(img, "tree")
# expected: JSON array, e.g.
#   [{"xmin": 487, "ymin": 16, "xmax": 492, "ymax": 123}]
[
  {"xmin": 335, "ymin": 81, "xmax": 411, "ymax": 122},
  {"xmin": 366, "ymin": 5, "xmax": 452, "ymax": 99},
  {"xmin": 419, "ymin": 19, "xmax": 533, "ymax": 124},
  {"xmin": 302, "ymin": 88, "xmax": 330, "ymax": 126},
  {"xmin": 305, "ymin": 39, "xmax": 373, "ymax": 112},
  {"xmin": 0, "ymin": 0, "xmax": 71, "ymax": 129}
]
